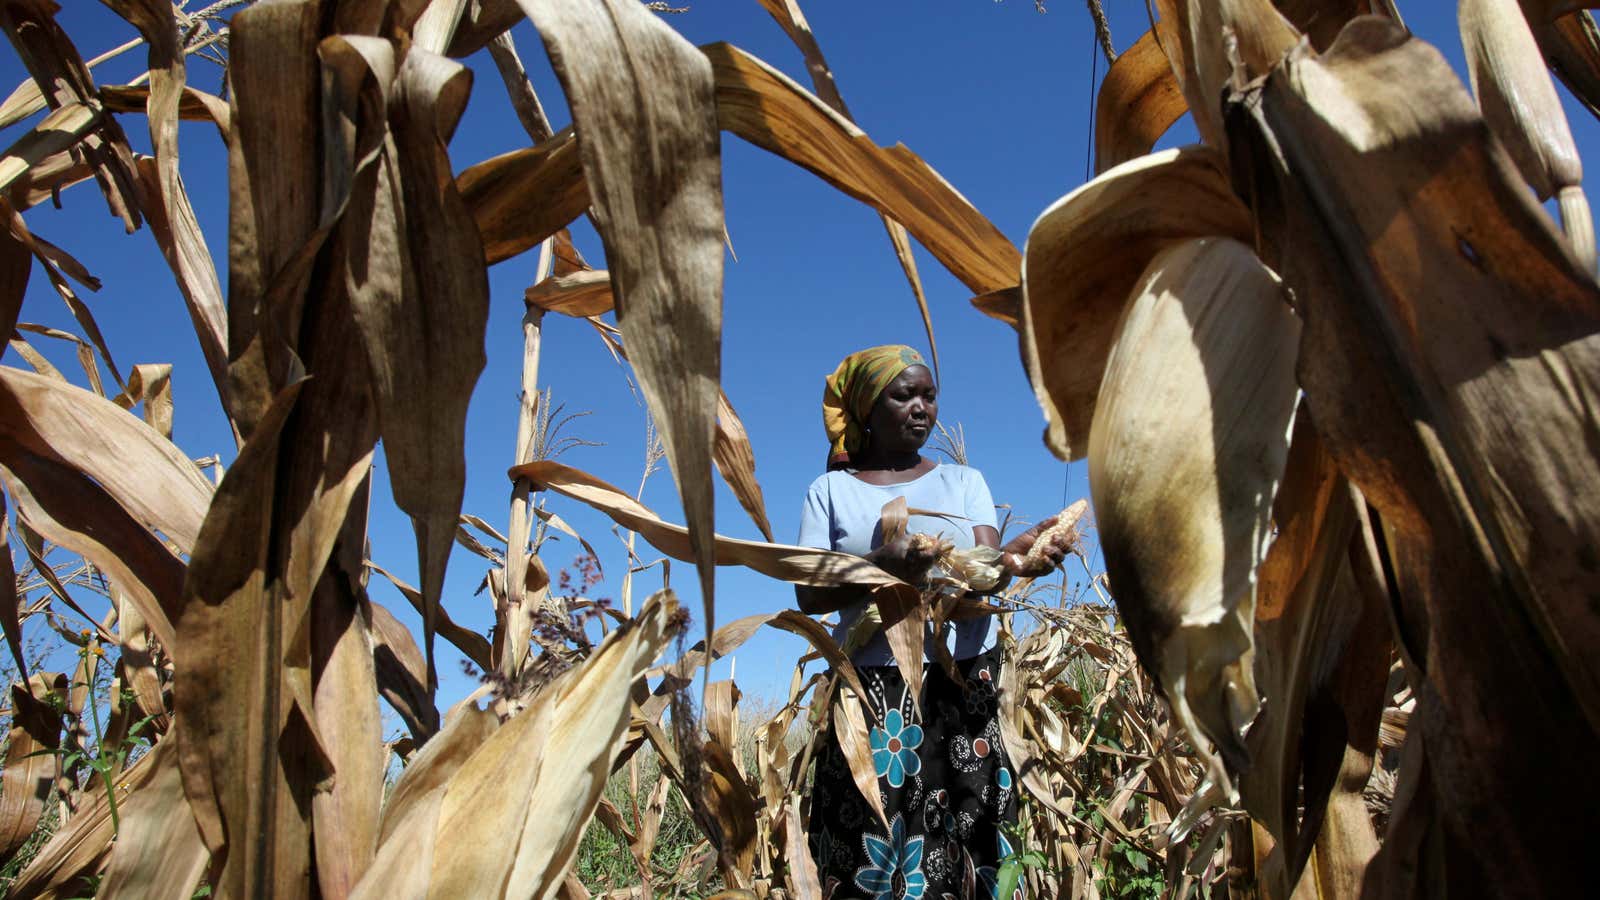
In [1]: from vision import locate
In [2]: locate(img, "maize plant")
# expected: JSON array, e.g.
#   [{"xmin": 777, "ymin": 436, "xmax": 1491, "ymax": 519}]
[{"xmin": 0, "ymin": 0, "xmax": 1593, "ymax": 898}]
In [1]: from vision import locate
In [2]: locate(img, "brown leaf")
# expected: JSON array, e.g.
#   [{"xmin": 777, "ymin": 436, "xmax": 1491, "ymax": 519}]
[
  {"xmin": 367, "ymin": 561, "xmax": 492, "ymax": 674},
  {"xmin": 1020, "ymin": 145, "xmax": 1250, "ymax": 460},
  {"xmin": 459, "ymin": 127, "xmax": 589, "ymax": 266},
  {"xmin": 1533, "ymin": 10, "xmax": 1600, "ymax": 121},
  {"xmin": 1094, "ymin": 27, "xmax": 1186, "ymax": 174},
  {"xmin": 8, "ymin": 722, "xmax": 167, "ymax": 898},
  {"xmin": 99, "ymin": 82, "xmax": 231, "ymax": 138},
  {"xmin": 101, "ymin": 2, "xmax": 233, "ymax": 417},
  {"xmin": 523, "ymin": 0, "xmax": 726, "ymax": 683},
  {"xmin": 0, "ymin": 674, "xmax": 64, "ymax": 863},
  {"xmin": 0, "ymin": 438, "xmax": 185, "ymax": 654},
  {"xmin": 831, "ymin": 681, "xmax": 889, "ymax": 832},
  {"xmin": 110, "ymin": 362, "xmax": 173, "ymax": 439},
  {"xmin": 349, "ymin": 46, "xmax": 489, "ymax": 695},
  {"xmin": 701, "ymin": 738, "xmax": 758, "ymax": 888},
  {"xmin": 524, "ymin": 268, "xmax": 614, "ymax": 318},
  {"xmin": 0, "ymin": 0, "xmax": 143, "ymax": 231},
  {"xmin": 0, "ymin": 102, "xmax": 96, "ymax": 194}
]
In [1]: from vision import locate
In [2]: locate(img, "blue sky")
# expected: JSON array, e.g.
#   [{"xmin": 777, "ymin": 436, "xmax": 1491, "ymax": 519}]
[{"xmin": 6, "ymin": 2, "xmax": 1598, "ymax": 711}]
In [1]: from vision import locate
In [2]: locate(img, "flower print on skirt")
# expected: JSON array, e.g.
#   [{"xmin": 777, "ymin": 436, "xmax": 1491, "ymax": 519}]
[{"xmin": 808, "ymin": 645, "xmax": 1021, "ymax": 900}]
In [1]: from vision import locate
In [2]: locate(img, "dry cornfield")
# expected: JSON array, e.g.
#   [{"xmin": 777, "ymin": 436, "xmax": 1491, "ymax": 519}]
[{"xmin": 0, "ymin": 0, "xmax": 1595, "ymax": 897}]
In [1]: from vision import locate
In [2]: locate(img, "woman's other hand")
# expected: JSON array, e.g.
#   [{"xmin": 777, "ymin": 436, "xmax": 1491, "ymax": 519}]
[
  {"xmin": 1000, "ymin": 515, "xmax": 1071, "ymax": 577},
  {"xmin": 869, "ymin": 532, "xmax": 942, "ymax": 585}
]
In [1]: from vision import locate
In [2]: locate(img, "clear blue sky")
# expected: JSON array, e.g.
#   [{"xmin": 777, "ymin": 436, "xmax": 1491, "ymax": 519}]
[{"xmin": 6, "ymin": 2, "xmax": 1597, "ymax": 712}]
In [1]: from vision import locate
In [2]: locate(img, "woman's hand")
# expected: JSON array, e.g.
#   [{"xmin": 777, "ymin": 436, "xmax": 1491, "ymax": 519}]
[
  {"xmin": 868, "ymin": 532, "xmax": 943, "ymax": 585},
  {"xmin": 999, "ymin": 515, "xmax": 1072, "ymax": 578}
]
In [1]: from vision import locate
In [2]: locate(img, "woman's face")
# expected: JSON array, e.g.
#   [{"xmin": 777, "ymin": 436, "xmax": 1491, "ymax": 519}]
[{"xmin": 867, "ymin": 365, "xmax": 937, "ymax": 453}]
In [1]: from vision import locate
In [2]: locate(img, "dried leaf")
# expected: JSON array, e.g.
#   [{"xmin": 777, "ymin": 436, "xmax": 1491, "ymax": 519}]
[
  {"xmin": 310, "ymin": 563, "xmax": 385, "ymax": 898},
  {"xmin": 524, "ymin": 268, "xmax": 614, "ymax": 318},
  {"xmin": 1095, "ymin": 27, "xmax": 1186, "ymax": 174},
  {"xmin": 0, "ymin": 674, "xmax": 64, "ymax": 863},
  {"xmin": 459, "ymin": 127, "xmax": 589, "ymax": 266},
  {"xmin": 0, "ymin": 367, "xmax": 207, "ymax": 551},
  {"xmin": 368, "ymin": 561, "xmax": 493, "ymax": 674},
  {"xmin": 0, "ymin": 0, "xmax": 143, "ymax": 231},
  {"xmin": 8, "ymin": 724, "xmax": 166, "ymax": 899},
  {"xmin": 0, "ymin": 103, "xmax": 96, "ymax": 194},
  {"xmin": 366, "ymin": 596, "xmax": 441, "ymax": 742},
  {"xmin": 0, "ymin": 437, "xmax": 185, "ymax": 654},
  {"xmin": 1088, "ymin": 237, "xmax": 1299, "ymax": 823},
  {"xmin": 95, "ymin": 732, "xmax": 209, "ymax": 899},
  {"xmin": 412, "ymin": 592, "xmax": 678, "ymax": 898},
  {"xmin": 1533, "ymin": 10, "xmax": 1600, "ymax": 121},
  {"xmin": 1020, "ymin": 145, "xmax": 1249, "ymax": 460},
  {"xmin": 831, "ymin": 681, "xmax": 889, "ymax": 832},
  {"xmin": 1463, "ymin": 0, "xmax": 1593, "ymax": 267},
  {"xmin": 523, "ymin": 0, "xmax": 726, "ymax": 679},
  {"xmin": 714, "ymin": 391, "xmax": 774, "ymax": 542},
  {"xmin": 110, "ymin": 362, "xmax": 173, "ymax": 438},
  {"xmin": 349, "ymin": 46, "xmax": 489, "ymax": 694}
]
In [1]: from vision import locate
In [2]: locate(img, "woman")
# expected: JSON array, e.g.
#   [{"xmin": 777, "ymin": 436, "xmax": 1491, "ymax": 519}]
[{"xmin": 796, "ymin": 344, "xmax": 1069, "ymax": 900}]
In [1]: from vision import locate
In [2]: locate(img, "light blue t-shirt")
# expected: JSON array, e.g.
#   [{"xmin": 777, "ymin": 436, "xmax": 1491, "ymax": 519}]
[{"xmin": 795, "ymin": 463, "xmax": 999, "ymax": 666}]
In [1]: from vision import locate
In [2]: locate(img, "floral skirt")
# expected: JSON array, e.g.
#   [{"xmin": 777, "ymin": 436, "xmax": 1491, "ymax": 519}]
[{"xmin": 808, "ymin": 645, "xmax": 1020, "ymax": 900}]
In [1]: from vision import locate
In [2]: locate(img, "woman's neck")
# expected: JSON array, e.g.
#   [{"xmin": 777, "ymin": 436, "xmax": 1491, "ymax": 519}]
[{"xmin": 852, "ymin": 447, "xmax": 923, "ymax": 471}]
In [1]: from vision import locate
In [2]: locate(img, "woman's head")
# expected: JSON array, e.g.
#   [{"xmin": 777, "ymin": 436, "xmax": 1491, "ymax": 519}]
[{"xmin": 822, "ymin": 345, "xmax": 936, "ymax": 468}]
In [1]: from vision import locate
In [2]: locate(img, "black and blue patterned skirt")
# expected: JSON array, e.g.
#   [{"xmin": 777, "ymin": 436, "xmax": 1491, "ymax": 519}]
[{"xmin": 808, "ymin": 645, "xmax": 1021, "ymax": 900}]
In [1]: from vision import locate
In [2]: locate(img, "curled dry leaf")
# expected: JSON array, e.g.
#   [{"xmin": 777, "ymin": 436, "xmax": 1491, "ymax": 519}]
[
  {"xmin": 460, "ymin": 126, "xmax": 589, "ymax": 266},
  {"xmin": 1020, "ymin": 145, "xmax": 1250, "ymax": 460},
  {"xmin": 1094, "ymin": 27, "xmax": 1186, "ymax": 174},
  {"xmin": 1462, "ymin": 0, "xmax": 1594, "ymax": 267},
  {"xmin": 1088, "ymin": 237, "xmax": 1300, "ymax": 825},
  {"xmin": 1151, "ymin": 0, "xmax": 1299, "ymax": 153},
  {"xmin": 524, "ymin": 268, "xmax": 614, "ymax": 318}
]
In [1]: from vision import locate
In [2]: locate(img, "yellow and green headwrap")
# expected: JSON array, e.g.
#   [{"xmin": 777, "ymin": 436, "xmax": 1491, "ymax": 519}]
[{"xmin": 822, "ymin": 344, "xmax": 929, "ymax": 468}]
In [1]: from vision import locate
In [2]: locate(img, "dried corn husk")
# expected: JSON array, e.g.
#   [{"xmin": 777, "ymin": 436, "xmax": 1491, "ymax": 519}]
[
  {"xmin": 1088, "ymin": 237, "xmax": 1300, "ymax": 833},
  {"xmin": 1021, "ymin": 145, "xmax": 1250, "ymax": 460},
  {"xmin": 1462, "ymin": 0, "xmax": 1595, "ymax": 268}
]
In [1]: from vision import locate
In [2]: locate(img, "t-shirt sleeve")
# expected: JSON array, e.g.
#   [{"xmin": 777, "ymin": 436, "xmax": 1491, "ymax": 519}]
[
  {"xmin": 796, "ymin": 477, "xmax": 833, "ymax": 550},
  {"xmin": 964, "ymin": 468, "xmax": 999, "ymax": 532}
]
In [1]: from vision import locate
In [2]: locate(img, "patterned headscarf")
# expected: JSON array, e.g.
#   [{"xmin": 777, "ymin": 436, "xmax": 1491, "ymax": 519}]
[{"xmin": 822, "ymin": 344, "xmax": 929, "ymax": 468}]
